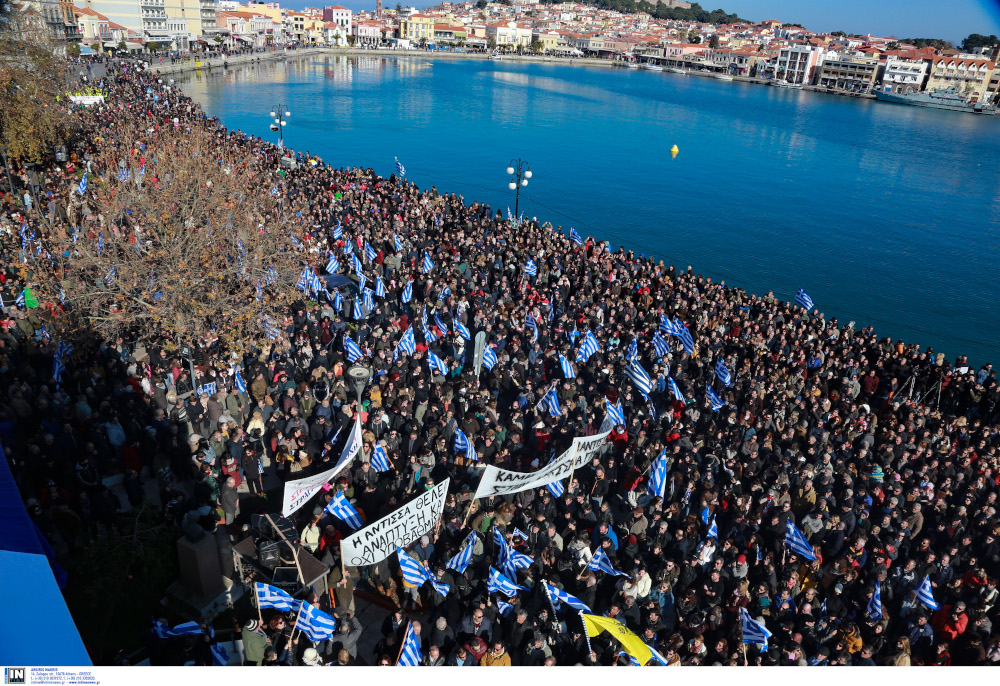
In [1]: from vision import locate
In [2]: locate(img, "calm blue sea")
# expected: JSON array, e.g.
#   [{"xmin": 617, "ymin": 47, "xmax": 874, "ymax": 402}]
[{"xmin": 176, "ymin": 55, "xmax": 1000, "ymax": 366}]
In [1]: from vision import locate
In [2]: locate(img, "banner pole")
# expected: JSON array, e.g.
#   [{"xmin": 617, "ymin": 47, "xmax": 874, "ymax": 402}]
[
  {"xmin": 566, "ymin": 441, "xmax": 580, "ymax": 501},
  {"xmin": 579, "ymin": 611, "xmax": 595, "ymax": 664}
]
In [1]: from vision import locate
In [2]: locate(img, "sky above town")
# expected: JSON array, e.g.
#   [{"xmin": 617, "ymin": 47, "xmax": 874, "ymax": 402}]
[{"xmin": 279, "ymin": 0, "xmax": 1000, "ymax": 44}]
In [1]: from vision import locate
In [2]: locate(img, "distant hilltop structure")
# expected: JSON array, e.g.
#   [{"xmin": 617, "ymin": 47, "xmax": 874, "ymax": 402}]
[{"xmin": 651, "ymin": 0, "xmax": 692, "ymax": 8}]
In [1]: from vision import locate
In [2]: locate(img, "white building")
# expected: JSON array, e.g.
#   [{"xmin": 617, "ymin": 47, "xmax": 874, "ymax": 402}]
[
  {"xmin": 485, "ymin": 21, "xmax": 531, "ymax": 48},
  {"xmin": 773, "ymin": 44, "xmax": 824, "ymax": 84},
  {"xmin": 880, "ymin": 56, "xmax": 928, "ymax": 93}
]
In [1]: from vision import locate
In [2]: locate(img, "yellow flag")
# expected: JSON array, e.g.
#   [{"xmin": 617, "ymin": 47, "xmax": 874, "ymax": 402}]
[{"xmin": 581, "ymin": 614, "xmax": 652, "ymax": 665}]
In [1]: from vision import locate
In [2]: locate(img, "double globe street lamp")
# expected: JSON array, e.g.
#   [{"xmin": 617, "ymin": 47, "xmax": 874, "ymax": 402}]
[
  {"xmin": 506, "ymin": 158, "xmax": 531, "ymax": 218},
  {"xmin": 269, "ymin": 104, "xmax": 291, "ymax": 149}
]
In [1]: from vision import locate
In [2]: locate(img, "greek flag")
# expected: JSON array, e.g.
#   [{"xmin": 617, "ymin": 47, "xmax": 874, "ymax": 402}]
[
  {"xmin": 422, "ymin": 251, "xmax": 434, "ymax": 273},
  {"xmin": 651, "ymin": 333, "xmax": 670, "ymax": 359},
  {"xmin": 513, "ymin": 528, "xmax": 528, "ymax": 540},
  {"xmin": 715, "ymin": 359, "xmax": 732, "ymax": 386},
  {"xmin": 740, "ymin": 608, "xmax": 772, "ymax": 651},
  {"xmin": 434, "ymin": 313, "xmax": 449, "ymax": 333},
  {"xmin": 397, "ymin": 548, "xmax": 449, "ymax": 597},
  {"xmin": 497, "ymin": 599, "xmax": 514, "ymax": 617},
  {"xmin": 395, "ymin": 157, "xmax": 406, "ymax": 177},
  {"xmin": 606, "ymin": 398, "xmax": 625, "ymax": 426},
  {"xmin": 52, "ymin": 356, "xmax": 66, "ymax": 385},
  {"xmin": 576, "ymin": 330, "xmax": 601, "ymax": 363},
  {"xmin": 569, "ymin": 228, "xmax": 583, "ymax": 246},
  {"xmin": 332, "ymin": 222, "xmax": 343, "ymax": 239},
  {"xmin": 441, "ymin": 285, "xmax": 451, "ymax": 299},
  {"xmin": 587, "ymin": 548, "xmax": 629, "ymax": 578},
  {"xmin": 706, "ymin": 386, "xmax": 725, "ymax": 411},
  {"xmin": 372, "ymin": 441, "xmax": 391, "ymax": 472},
  {"xmin": 295, "ymin": 267, "xmax": 310, "ymax": 291},
  {"xmin": 658, "ymin": 314, "xmax": 678, "ymax": 336},
  {"xmin": 544, "ymin": 581, "xmax": 592, "ymax": 613},
  {"xmin": 648, "ymin": 450, "xmax": 667, "ymax": 499},
  {"xmin": 234, "ymin": 370, "xmax": 247, "ymax": 394},
  {"xmin": 667, "ymin": 376, "xmax": 684, "ymax": 402},
  {"xmin": 672, "ymin": 317, "xmax": 695, "ymax": 354},
  {"xmin": 524, "ymin": 258, "xmax": 537, "ymax": 277},
  {"xmin": 915, "ymin": 576, "xmax": 940, "ymax": 610},
  {"xmin": 454, "ymin": 318, "xmax": 471, "ymax": 340},
  {"xmin": 296, "ymin": 601, "xmax": 338, "ymax": 642},
  {"xmin": 525, "ymin": 311, "xmax": 538, "ymax": 340},
  {"xmin": 454, "ymin": 427, "xmax": 478, "ymax": 461},
  {"xmin": 625, "ymin": 359, "xmax": 655, "ymax": 397},
  {"xmin": 784, "ymin": 520, "xmax": 816, "ymax": 561},
  {"xmin": 343, "ymin": 335, "xmax": 363, "ymax": 362},
  {"xmin": 559, "ymin": 354, "xmax": 576, "ymax": 379},
  {"xmin": 353, "ymin": 298, "xmax": 365, "ymax": 320},
  {"xmin": 332, "ymin": 290, "xmax": 343, "ymax": 312},
  {"xmin": 537, "ymin": 384, "xmax": 562, "ymax": 417},
  {"xmin": 76, "ymin": 172, "xmax": 87, "ymax": 195},
  {"xmin": 394, "ymin": 233, "xmax": 404, "ymax": 252},
  {"xmin": 160, "ymin": 621, "xmax": 204, "ymax": 637},
  {"xmin": 397, "ymin": 621, "xmax": 421, "ymax": 666},
  {"xmin": 867, "ymin": 581, "xmax": 882, "ymax": 621},
  {"xmin": 820, "ymin": 599, "xmax": 828, "ymax": 623},
  {"xmin": 376, "ymin": 276, "xmax": 386, "ymax": 298},
  {"xmin": 427, "ymin": 350, "xmax": 448, "ymax": 378},
  {"xmin": 624, "ymin": 338, "xmax": 638, "ymax": 363},
  {"xmin": 547, "ymin": 479, "xmax": 565, "ymax": 497},
  {"xmin": 707, "ymin": 517, "xmax": 718, "ymax": 540},
  {"xmin": 488, "ymin": 567, "xmax": 526, "ymax": 596},
  {"xmin": 395, "ymin": 327, "xmax": 416, "ymax": 357},
  {"xmin": 344, "ymin": 240, "xmax": 354, "ymax": 255},
  {"xmin": 351, "ymin": 253, "xmax": 364, "ymax": 275},
  {"xmin": 364, "ymin": 242, "xmax": 378, "ymax": 262},
  {"xmin": 326, "ymin": 254, "xmax": 339, "ymax": 274},
  {"xmin": 198, "ymin": 382, "xmax": 218, "ymax": 397},
  {"xmin": 254, "ymin": 582, "xmax": 295, "ymax": 611},
  {"xmin": 210, "ymin": 641, "xmax": 229, "ymax": 666},
  {"xmin": 401, "ymin": 280, "xmax": 413, "ymax": 304},
  {"xmin": 482, "ymin": 345, "xmax": 499, "ymax": 370},
  {"xmin": 795, "ymin": 288, "xmax": 814, "ymax": 311},
  {"xmin": 445, "ymin": 531, "xmax": 478, "ymax": 574},
  {"xmin": 422, "ymin": 320, "xmax": 438, "ymax": 344},
  {"xmin": 327, "ymin": 490, "xmax": 364, "ymax": 529},
  {"xmin": 118, "ymin": 168, "xmax": 131, "ymax": 182},
  {"xmin": 363, "ymin": 288, "xmax": 375, "ymax": 312}
]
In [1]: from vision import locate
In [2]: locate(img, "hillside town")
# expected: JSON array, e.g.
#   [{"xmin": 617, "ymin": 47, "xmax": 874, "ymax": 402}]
[{"xmin": 12, "ymin": 0, "xmax": 1000, "ymax": 102}]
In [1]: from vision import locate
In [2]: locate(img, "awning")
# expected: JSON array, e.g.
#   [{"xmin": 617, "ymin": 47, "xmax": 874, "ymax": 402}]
[{"xmin": 79, "ymin": 45, "xmax": 97, "ymax": 55}]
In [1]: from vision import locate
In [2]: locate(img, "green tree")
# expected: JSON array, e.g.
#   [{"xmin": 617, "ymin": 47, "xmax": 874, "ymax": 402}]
[
  {"xmin": 530, "ymin": 38, "xmax": 543, "ymax": 53},
  {"xmin": 476, "ymin": 0, "xmax": 487, "ymax": 6},
  {"xmin": 709, "ymin": 34, "xmax": 719, "ymax": 49},
  {"xmin": 900, "ymin": 37, "xmax": 952, "ymax": 50},
  {"xmin": 960, "ymin": 33, "xmax": 999, "ymax": 52},
  {"xmin": 66, "ymin": 41, "xmax": 81, "ymax": 57},
  {"xmin": 887, "ymin": 41, "xmax": 900, "ymax": 50},
  {"xmin": 117, "ymin": 40, "xmax": 127, "ymax": 51},
  {"xmin": 146, "ymin": 41, "xmax": 160, "ymax": 52},
  {"xmin": 831, "ymin": 30, "xmax": 847, "ymax": 37}
]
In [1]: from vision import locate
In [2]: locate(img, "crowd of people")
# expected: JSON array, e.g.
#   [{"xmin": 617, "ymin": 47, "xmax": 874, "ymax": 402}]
[{"xmin": 3, "ymin": 54, "xmax": 1000, "ymax": 668}]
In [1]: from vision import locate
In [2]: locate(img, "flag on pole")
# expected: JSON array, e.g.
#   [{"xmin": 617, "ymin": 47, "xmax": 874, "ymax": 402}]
[
  {"xmin": 547, "ymin": 479, "xmax": 565, "ymax": 497},
  {"xmin": 671, "ymin": 317, "xmax": 695, "ymax": 353},
  {"xmin": 434, "ymin": 313, "xmax": 449, "ymax": 334},
  {"xmin": 364, "ymin": 242, "xmax": 378, "ymax": 261},
  {"xmin": 326, "ymin": 254, "xmax": 340, "ymax": 274},
  {"xmin": 397, "ymin": 621, "xmax": 421, "ymax": 666},
  {"xmin": 648, "ymin": 450, "xmax": 667, "ymax": 499},
  {"xmin": 422, "ymin": 252, "xmax": 434, "ymax": 273},
  {"xmin": 333, "ymin": 222, "xmax": 343, "ymax": 239},
  {"xmin": 401, "ymin": 280, "xmax": 413, "ymax": 304},
  {"xmin": 427, "ymin": 350, "xmax": 448, "ymax": 378},
  {"xmin": 867, "ymin": 581, "xmax": 883, "ymax": 621},
  {"xmin": 488, "ymin": 567, "xmax": 526, "ymax": 596},
  {"xmin": 394, "ymin": 233, "xmax": 404, "ymax": 252},
  {"xmin": 255, "ymin": 582, "xmax": 296, "ymax": 611},
  {"xmin": 524, "ymin": 258, "xmax": 537, "ymax": 277},
  {"xmin": 915, "ymin": 576, "xmax": 940, "ymax": 610},
  {"xmin": 454, "ymin": 318, "xmax": 471, "ymax": 340},
  {"xmin": 784, "ymin": 520, "xmax": 817, "ymax": 560},
  {"xmin": 651, "ymin": 333, "xmax": 670, "ymax": 359},
  {"xmin": 343, "ymin": 335, "xmax": 364, "ymax": 362},
  {"xmin": 76, "ymin": 172, "xmax": 88, "ymax": 195},
  {"xmin": 605, "ymin": 398, "xmax": 625, "ymax": 426},
  {"xmin": 482, "ymin": 345, "xmax": 499, "ymax": 370},
  {"xmin": 706, "ymin": 386, "xmax": 726, "ymax": 411},
  {"xmin": 234, "ymin": 370, "xmax": 247, "ymax": 394},
  {"xmin": 576, "ymin": 330, "xmax": 601, "ymax": 363},
  {"xmin": 587, "ymin": 548, "xmax": 630, "ymax": 577},
  {"xmin": 296, "ymin": 601, "xmax": 338, "ymax": 642},
  {"xmin": 537, "ymin": 384, "xmax": 562, "ymax": 417},
  {"xmin": 445, "ymin": 531, "xmax": 478, "ymax": 574},
  {"xmin": 395, "ymin": 327, "xmax": 417, "ymax": 359},
  {"xmin": 667, "ymin": 376, "xmax": 684, "ymax": 402},
  {"xmin": 372, "ymin": 441, "xmax": 391, "ymax": 472},
  {"xmin": 715, "ymin": 359, "xmax": 732, "ymax": 386},
  {"xmin": 376, "ymin": 276, "xmax": 387, "ymax": 298},
  {"xmin": 209, "ymin": 641, "xmax": 229, "ymax": 666},
  {"xmin": 625, "ymin": 359, "xmax": 655, "ymax": 397},
  {"xmin": 454, "ymin": 427, "xmax": 477, "ymax": 462},
  {"xmin": 739, "ymin": 608, "xmax": 772, "ymax": 651},
  {"xmin": 395, "ymin": 157, "xmax": 406, "ymax": 177},
  {"xmin": 326, "ymin": 490, "xmax": 364, "ymax": 529},
  {"xmin": 569, "ymin": 228, "xmax": 583, "ymax": 246},
  {"xmin": 795, "ymin": 288, "xmax": 814, "ymax": 311},
  {"xmin": 624, "ymin": 338, "xmax": 638, "ymax": 364},
  {"xmin": 544, "ymin": 581, "xmax": 592, "ymax": 613},
  {"xmin": 397, "ymin": 548, "xmax": 449, "ymax": 597},
  {"xmin": 707, "ymin": 517, "xmax": 718, "ymax": 540},
  {"xmin": 559, "ymin": 354, "xmax": 576, "ymax": 379}
]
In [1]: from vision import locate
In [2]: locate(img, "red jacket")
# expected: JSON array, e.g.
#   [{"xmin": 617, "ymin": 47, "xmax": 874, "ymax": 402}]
[{"xmin": 932, "ymin": 606, "xmax": 968, "ymax": 641}]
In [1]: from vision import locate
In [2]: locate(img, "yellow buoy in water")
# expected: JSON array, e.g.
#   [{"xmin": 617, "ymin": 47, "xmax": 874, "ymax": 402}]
[{"xmin": 670, "ymin": 144, "xmax": 679, "ymax": 158}]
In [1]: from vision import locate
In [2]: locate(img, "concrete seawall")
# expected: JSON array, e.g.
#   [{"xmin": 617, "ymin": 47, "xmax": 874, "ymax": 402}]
[{"xmin": 150, "ymin": 47, "xmax": 329, "ymax": 76}]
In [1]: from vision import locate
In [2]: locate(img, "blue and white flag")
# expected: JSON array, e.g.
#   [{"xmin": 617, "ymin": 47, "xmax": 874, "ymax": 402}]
[
  {"xmin": 198, "ymin": 381, "xmax": 218, "ymax": 397},
  {"xmin": 343, "ymin": 335, "xmax": 364, "ymax": 362},
  {"xmin": 454, "ymin": 427, "xmax": 478, "ymax": 462},
  {"xmin": 397, "ymin": 621, "xmax": 421, "ymax": 666},
  {"xmin": 576, "ymin": 330, "xmax": 601, "ymax": 363},
  {"xmin": 454, "ymin": 318, "xmax": 471, "ymax": 340},
  {"xmin": 488, "ymin": 567, "xmax": 526, "ymax": 596},
  {"xmin": 651, "ymin": 333, "xmax": 671, "ymax": 359},
  {"xmin": 234, "ymin": 370, "xmax": 247, "ymax": 394},
  {"xmin": 401, "ymin": 280, "xmax": 413, "ymax": 304},
  {"xmin": 295, "ymin": 267, "xmax": 311, "ymax": 291},
  {"xmin": 326, "ymin": 254, "xmax": 339, "ymax": 274},
  {"xmin": 715, "ymin": 359, "xmax": 732, "ymax": 386},
  {"xmin": 296, "ymin": 601, "xmax": 338, "ymax": 642},
  {"xmin": 784, "ymin": 520, "xmax": 817, "ymax": 561},
  {"xmin": 427, "ymin": 350, "xmax": 448, "ymax": 378},
  {"xmin": 559, "ymin": 354, "xmax": 576, "ymax": 379},
  {"xmin": 332, "ymin": 290, "xmax": 343, "ymax": 312},
  {"xmin": 163, "ymin": 621, "xmax": 204, "ymax": 637},
  {"xmin": 587, "ymin": 548, "xmax": 630, "ymax": 578},
  {"xmin": 255, "ymin": 581, "xmax": 296, "ymax": 611},
  {"xmin": 658, "ymin": 314, "xmax": 678, "ymax": 336},
  {"xmin": 707, "ymin": 517, "xmax": 718, "ymax": 540},
  {"xmin": 482, "ymin": 345, "xmax": 499, "ymax": 371},
  {"xmin": 569, "ymin": 227, "xmax": 583, "ymax": 246},
  {"xmin": 351, "ymin": 253, "xmax": 364, "ymax": 275},
  {"xmin": 76, "ymin": 172, "xmax": 88, "ymax": 195},
  {"xmin": 606, "ymin": 398, "xmax": 625, "ymax": 426},
  {"xmin": 524, "ymin": 258, "xmax": 537, "ymax": 277},
  {"xmin": 422, "ymin": 319, "xmax": 438, "ymax": 344},
  {"xmin": 118, "ymin": 167, "xmax": 131, "ymax": 182},
  {"xmin": 353, "ymin": 298, "xmax": 365, "ymax": 320},
  {"xmin": 333, "ymin": 222, "xmax": 343, "ymax": 239},
  {"xmin": 497, "ymin": 599, "xmax": 514, "ymax": 617},
  {"xmin": 326, "ymin": 490, "xmax": 364, "ymax": 529},
  {"xmin": 624, "ymin": 338, "xmax": 638, "ymax": 364},
  {"xmin": 364, "ymin": 242, "xmax": 378, "ymax": 262},
  {"xmin": 372, "ymin": 441, "xmax": 391, "ymax": 472},
  {"xmin": 672, "ymin": 317, "xmax": 695, "ymax": 354},
  {"xmin": 363, "ymin": 288, "xmax": 375, "ymax": 312},
  {"xmin": 376, "ymin": 276, "xmax": 387, "ymax": 298},
  {"xmin": 537, "ymin": 384, "xmax": 562, "ymax": 417},
  {"xmin": 544, "ymin": 581, "xmax": 592, "ymax": 613},
  {"xmin": 441, "ymin": 285, "xmax": 451, "ymax": 299},
  {"xmin": 706, "ymin": 386, "xmax": 726, "ymax": 411},
  {"xmin": 422, "ymin": 251, "xmax": 434, "ymax": 273},
  {"xmin": 915, "ymin": 576, "xmax": 940, "ymax": 610},
  {"xmin": 395, "ymin": 327, "xmax": 416, "ymax": 358},
  {"xmin": 795, "ymin": 288, "xmax": 814, "ymax": 311},
  {"xmin": 397, "ymin": 548, "xmax": 449, "ymax": 597},
  {"xmin": 394, "ymin": 233, "xmax": 404, "ymax": 252},
  {"xmin": 625, "ymin": 359, "xmax": 655, "ymax": 397},
  {"xmin": 525, "ymin": 311, "xmax": 538, "ymax": 340},
  {"xmin": 209, "ymin": 641, "xmax": 229, "ymax": 666},
  {"xmin": 667, "ymin": 376, "xmax": 684, "ymax": 402},
  {"xmin": 513, "ymin": 528, "xmax": 528, "ymax": 540},
  {"xmin": 395, "ymin": 157, "xmax": 406, "ymax": 177},
  {"xmin": 547, "ymin": 478, "xmax": 565, "ymax": 497},
  {"xmin": 867, "ymin": 581, "xmax": 883, "ymax": 621},
  {"xmin": 648, "ymin": 450, "xmax": 667, "ymax": 499},
  {"xmin": 740, "ymin": 608, "xmax": 772, "ymax": 651},
  {"xmin": 434, "ymin": 313, "xmax": 449, "ymax": 334},
  {"xmin": 445, "ymin": 531, "xmax": 478, "ymax": 574}
]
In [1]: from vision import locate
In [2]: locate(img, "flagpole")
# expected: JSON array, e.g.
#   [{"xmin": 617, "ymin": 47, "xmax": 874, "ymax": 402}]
[
  {"xmin": 566, "ymin": 441, "xmax": 580, "ymax": 503},
  {"xmin": 394, "ymin": 621, "xmax": 411, "ymax": 666},
  {"xmin": 542, "ymin": 579, "xmax": 559, "ymax": 618},
  {"xmin": 288, "ymin": 597, "xmax": 305, "ymax": 645},
  {"xmin": 578, "ymin": 611, "xmax": 595, "ymax": 664},
  {"xmin": 253, "ymin": 583, "xmax": 263, "ymax": 629},
  {"xmin": 461, "ymin": 482, "xmax": 483, "ymax": 529}
]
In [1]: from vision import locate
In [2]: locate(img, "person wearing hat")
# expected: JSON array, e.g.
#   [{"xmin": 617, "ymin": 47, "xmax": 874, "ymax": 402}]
[
  {"xmin": 241, "ymin": 619, "xmax": 271, "ymax": 666},
  {"xmin": 301, "ymin": 647, "xmax": 324, "ymax": 666}
]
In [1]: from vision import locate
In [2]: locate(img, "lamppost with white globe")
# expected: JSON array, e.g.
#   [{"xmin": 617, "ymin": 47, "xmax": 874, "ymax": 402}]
[
  {"xmin": 269, "ymin": 105, "xmax": 291, "ymax": 150},
  {"xmin": 506, "ymin": 158, "xmax": 531, "ymax": 218}
]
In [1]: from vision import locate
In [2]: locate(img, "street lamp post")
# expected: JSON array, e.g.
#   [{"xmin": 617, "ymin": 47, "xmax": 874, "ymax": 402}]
[
  {"xmin": 269, "ymin": 104, "xmax": 291, "ymax": 150},
  {"xmin": 506, "ymin": 158, "xmax": 531, "ymax": 218}
]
